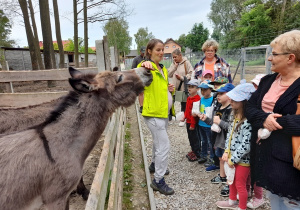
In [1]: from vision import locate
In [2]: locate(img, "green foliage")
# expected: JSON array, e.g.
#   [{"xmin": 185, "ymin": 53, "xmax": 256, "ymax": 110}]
[
  {"xmin": 175, "ymin": 34, "xmax": 186, "ymax": 52},
  {"xmin": 236, "ymin": 3, "xmax": 272, "ymax": 46},
  {"xmin": 0, "ymin": 10, "xmax": 15, "ymax": 47},
  {"xmin": 63, "ymin": 37, "xmax": 94, "ymax": 53},
  {"xmin": 134, "ymin": 27, "xmax": 155, "ymax": 51},
  {"xmin": 103, "ymin": 18, "xmax": 132, "ymax": 55},
  {"xmin": 123, "ymin": 123, "xmax": 133, "ymax": 209},
  {"xmin": 185, "ymin": 23, "xmax": 209, "ymax": 52}
]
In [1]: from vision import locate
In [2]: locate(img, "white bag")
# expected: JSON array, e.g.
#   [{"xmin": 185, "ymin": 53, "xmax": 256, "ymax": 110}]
[
  {"xmin": 192, "ymin": 101, "xmax": 200, "ymax": 115},
  {"xmin": 211, "ymin": 123, "xmax": 221, "ymax": 133},
  {"xmin": 224, "ymin": 161, "xmax": 236, "ymax": 185},
  {"xmin": 175, "ymin": 111, "xmax": 184, "ymax": 121},
  {"xmin": 204, "ymin": 106, "xmax": 213, "ymax": 118}
]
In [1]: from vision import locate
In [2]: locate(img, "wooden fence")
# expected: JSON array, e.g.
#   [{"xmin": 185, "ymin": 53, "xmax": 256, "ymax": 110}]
[{"xmin": 0, "ymin": 68, "xmax": 126, "ymax": 209}]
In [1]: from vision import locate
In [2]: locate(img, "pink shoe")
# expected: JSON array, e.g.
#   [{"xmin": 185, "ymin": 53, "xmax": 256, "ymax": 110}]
[
  {"xmin": 216, "ymin": 200, "xmax": 238, "ymax": 209},
  {"xmin": 247, "ymin": 197, "xmax": 265, "ymax": 209}
]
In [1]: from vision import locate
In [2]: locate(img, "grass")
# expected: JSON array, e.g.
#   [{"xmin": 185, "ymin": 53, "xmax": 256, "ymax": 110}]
[{"xmin": 123, "ymin": 123, "xmax": 134, "ymax": 209}]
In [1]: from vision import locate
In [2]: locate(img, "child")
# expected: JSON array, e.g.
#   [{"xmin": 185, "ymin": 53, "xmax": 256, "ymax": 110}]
[
  {"xmin": 216, "ymin": 83, "xmax": 256, "ymax": 210},
  {"xmin": 202, "ymin": 70, "xmax": 213, "ymax": 81},
  {"xmin": 182, "ymin": 79, "xmax": 201, "ymax": 162},
  {"xmin": 196, "ymin": 82, "xmax": 214, "ymax": 164},
  {"xmin": 200, "ymin": 83, "xmax": 234, "ymax": 183}
]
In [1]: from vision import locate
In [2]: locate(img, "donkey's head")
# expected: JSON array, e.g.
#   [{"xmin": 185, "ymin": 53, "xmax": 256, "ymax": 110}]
[{"xmin": 68, "ymin": 67, "xmax": 152, "ymax": 107}]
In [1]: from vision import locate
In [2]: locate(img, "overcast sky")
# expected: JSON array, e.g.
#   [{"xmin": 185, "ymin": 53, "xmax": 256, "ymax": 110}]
[{"xmin": 10, "ymin": 0, "xmax": 213, "ymax": 49}]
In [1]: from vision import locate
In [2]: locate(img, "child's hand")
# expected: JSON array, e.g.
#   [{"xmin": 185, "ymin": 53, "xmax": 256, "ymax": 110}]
[
  {"xmin": 222, "ymin": 152, "xmax": 228, "ymax": 162},
  {"xmin": 199, "ymin": 114, "xmax": 207, "ymax": 121},
  {"xmin": 180, "ymin": 118, "xmax": 185, "ymax": 122},
  {"xmin": 213, "ymin": 116, "xmax": 221, "ymax": 124},
  {"xmin": 228, "ymin": 163, "xmax": 235, "ymax": 168},
  {"xmin": 192, "ymin": 113, "xmax": 198, "ymax": 117},
  {"xmin": 168, "ymin": 83, "xmax": 175, "ymax": 92},
  {"xmin": 189, "ymin": 127, "xmax": 195, "ymax": 130}
]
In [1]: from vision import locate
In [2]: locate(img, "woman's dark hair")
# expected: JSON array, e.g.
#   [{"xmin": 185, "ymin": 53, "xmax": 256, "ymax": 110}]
[{"xmin": 145, "ymin": 39, "xmax": 164, "ymax": 60}]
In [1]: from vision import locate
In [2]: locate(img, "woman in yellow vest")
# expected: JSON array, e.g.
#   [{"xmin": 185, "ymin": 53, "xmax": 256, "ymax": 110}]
[{"xmin": 138, "ymin": 39, "xmax": 175, "ymax": 195}]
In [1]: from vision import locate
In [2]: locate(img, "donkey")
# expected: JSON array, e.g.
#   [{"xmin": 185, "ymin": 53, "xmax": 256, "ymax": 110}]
[
  {"xmin": 0, "ymin": 67, "xmax": 152, "ymax": 210},
  {"xmin": 0, "ymin": 97, "xmax": 91, "ymax": 200}
]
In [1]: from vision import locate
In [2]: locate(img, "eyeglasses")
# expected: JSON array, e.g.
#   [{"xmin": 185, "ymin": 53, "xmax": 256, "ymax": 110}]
[{"xmin": 268, "ymin": 52, "xmax": 290, "ymax": 57}]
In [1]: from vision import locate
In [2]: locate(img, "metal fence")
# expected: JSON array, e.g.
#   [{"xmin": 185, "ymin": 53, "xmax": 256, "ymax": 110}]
[{"xmin": 125, "ymin": 45, "xmax": 272, "ymax": 84}]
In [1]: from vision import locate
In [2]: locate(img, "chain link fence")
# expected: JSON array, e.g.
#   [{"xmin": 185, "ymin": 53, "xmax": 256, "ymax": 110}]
[{"xmin": 125, "ymin": 45, "xmax": 272, "ymax": 85}]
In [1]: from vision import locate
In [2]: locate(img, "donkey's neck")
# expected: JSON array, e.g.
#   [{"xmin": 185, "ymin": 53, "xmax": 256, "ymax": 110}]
[{"xmin": 42, "ymin": 92, "xmax": 117, "ymax": 165}]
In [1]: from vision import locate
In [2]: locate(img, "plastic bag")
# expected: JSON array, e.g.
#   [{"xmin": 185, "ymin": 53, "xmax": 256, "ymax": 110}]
[
  {"xmin": 205, "ymin": 106, "xmax": 213, "ymax": 118},
  {"xmin": 192, "ymin": 101, "xmax": 200, "ymax": 115},
  {"xmin": 224, "ymin": 161, "xmax": 235, "ymax": 185},
  {"xmin": 175, "ymin": 111, "xmax": 184, "ymax": 121},
  {"xmin": 211, "ymin": 123, "xmax": 221, "ymax": 133}
]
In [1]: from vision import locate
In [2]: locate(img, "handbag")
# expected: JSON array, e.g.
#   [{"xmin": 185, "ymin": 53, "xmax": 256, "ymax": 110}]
[
  {"xmin": 174, "ymin": 62, "xmax": 188, "ymax": 102},
  {"xmin": 292, "ymin": 95, "xmax": 300, "ymax": 170}
]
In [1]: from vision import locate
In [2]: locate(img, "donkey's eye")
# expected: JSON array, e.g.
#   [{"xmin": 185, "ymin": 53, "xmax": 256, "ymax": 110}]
[{"xmin": 117, "ymin": 74, "xmax": 123, "ymax": 83}]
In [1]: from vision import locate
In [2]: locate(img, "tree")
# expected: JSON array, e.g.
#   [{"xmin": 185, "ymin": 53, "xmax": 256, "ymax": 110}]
[
  {"xmin": 53, "ymin": 0, "xmax": 64, "ymax": 68},
  {"xmin": 175, "ymin": 34, "xmax": 186, "ymax": 53},
  {"xmin": 185, "ymin": 23, "xmax": 209, "ymax": 52},
  {"xmin": 73, "ymin": 0, "xmax": 79, "ymax": 67},
  {"xmin": 18, "ymin": 0, "xmax": 39, "ymax": 70},
  {"xmin": 39, "ymin": 0, "xmax": 56, "ymax": 70},
  {"xmin": 134, "ymin": 27, "xmax": 155, "ymax": 50},
  {"xmin": 0, "ymin": 10, "xmax": 15, "ymax": 47},
  {"xmin": 27, "ymin": 0, "xmax": 44, "ymax": 69},
  {"xmin": 103, "ymin": 18, "xmax": 132, "ymax": 55}
]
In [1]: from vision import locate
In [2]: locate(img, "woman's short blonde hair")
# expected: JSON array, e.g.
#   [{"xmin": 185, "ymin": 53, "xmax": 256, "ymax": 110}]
[
  {"xmin": 270, "ymin": 30, "xmax": 300, "ymax": 63},
  {"xmin": 202, "ymin": 39, "xmax": 219, "ymax": 53}
]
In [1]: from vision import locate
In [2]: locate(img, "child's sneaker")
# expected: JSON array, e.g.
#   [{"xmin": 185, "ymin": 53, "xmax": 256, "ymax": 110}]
[
  {"xmin": 216, "ymin": 200, "xmax": 238, "ymax": 209},
  {"xmin": 150, "ymin": 178, "xmax": 174, "ymax": 195},
  {"xmin": 211, "ymin": 174, "xmax": 227, "ymax": 184},
  {"xmin": 220, "ymin": 184, "xmax": 230, "ymax": 197},
  {"xmin": 247, "ymin": 198, "xmax": 265, "ymax": 209},
  {"xmin": 206, "ymin": 164, "xmax": 220, "ymax": 172},
  {"xmin": 204, "ymin": 158, "xmax": 214, "ymax": 167},
  {"xmin": 198, "ymin": 157, "xmax": 207, "ymax": 164},
  {"xmin": 187, "ymin": 153, "xmax": 198, "ymax": 162},
  {"xmin": 186, "ymin": 151, "xmax": 194, "ymax": 158}
]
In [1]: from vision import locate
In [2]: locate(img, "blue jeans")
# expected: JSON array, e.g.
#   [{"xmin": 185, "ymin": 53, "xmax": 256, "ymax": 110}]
[
  {"xmin": 267, "ymin": 191, "xmax": 300, "ymax": 210},
  {"xmin": 197, "ymin": 126, "xmax": 213, "ymax": 159}
]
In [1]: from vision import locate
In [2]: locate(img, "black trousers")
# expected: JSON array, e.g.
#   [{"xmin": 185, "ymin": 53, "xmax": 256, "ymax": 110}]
[
  {"xmin": 186, "ymin": 123, "xmax": 201, "ymax": 158},
  {"xmin": 211, "ymin": 132, "xmax": 220, "ymax": 166}
]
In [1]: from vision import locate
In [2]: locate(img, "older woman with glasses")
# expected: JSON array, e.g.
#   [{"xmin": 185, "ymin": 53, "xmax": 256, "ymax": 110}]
[
  {"xmin": 245, "ymin": 30, "xmax": 300, "ymax": 210},
  {"xmin": 194, "ymin": 39, "xmax": 232, "ymax": 83}
]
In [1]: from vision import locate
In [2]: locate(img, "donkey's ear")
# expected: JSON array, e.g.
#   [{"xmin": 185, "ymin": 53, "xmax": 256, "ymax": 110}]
[
  {"xmin": 69, "ymin": 67, "xmax": 82, "ymax": 78},
  {"xmin": 69, "ymin": 78, "xmax": 92, "ymax": 93}
]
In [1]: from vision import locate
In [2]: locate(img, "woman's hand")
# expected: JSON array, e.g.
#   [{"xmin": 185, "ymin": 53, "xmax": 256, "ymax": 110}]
[
  {"xmin": 263, "ymin": 113, "xmax": 282, "ymax": 131},
  {"xmin": 228, "ymin": 163, "xmax": 234, "ymax": 168},
  {"xmin": 168, "ymin": 84, "xmax": 175, "ymax": 92},
  {"xmin": 222, "ymin": 152, "xmax": 228, "ymax": 162},
  {"xmin": 175, "ymin": 73, "xmax": 182, "ymax": 80},
  {"xmin": 141, "ymin": 61, "xmax": 154, "ymax": 70},
  {"xmin": 213, "ymin": 116, "xmax": 221, "ymax": 125}
]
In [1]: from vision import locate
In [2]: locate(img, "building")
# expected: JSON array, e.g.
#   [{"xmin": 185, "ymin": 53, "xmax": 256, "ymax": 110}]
[{"xmin": 164, "ymin": 38, "xmax": 181, "ymax": 59}]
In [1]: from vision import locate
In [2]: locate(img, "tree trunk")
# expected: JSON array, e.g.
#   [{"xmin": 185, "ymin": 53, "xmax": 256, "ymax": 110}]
[
  {"xmin": 28, "ymin": 0, "xmax": 44, "ymax": 70},
  {"xmin": 18, "ymin": 0, "xmax": 39, "ymax": 70},
  {"xmin": 279, "ymin": 0, "xmax": 287, "ymax": 34},
  {"xmin": 39, "ymin": 0, "xmax": 56, "ymax": 87},
  {"xmin": 53, "ymin": 0, "xmax": 65, "ymax": 68},
  {"xmin": 84, "ymin": 0, "xmax": 88, "ymax": 67},
  {"xmin": 74, "ymin": 0, "xmax": 79, "ymax": 67}
]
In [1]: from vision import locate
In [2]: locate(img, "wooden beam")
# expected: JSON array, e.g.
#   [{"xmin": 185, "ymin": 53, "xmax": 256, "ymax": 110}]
[
  {"xmin": 0, "ymin": 91, "xmax": 68, "ymax": 107},
  {"xmin": 0, "ymin": 67, "xmax": 98, "ymax": 83}
]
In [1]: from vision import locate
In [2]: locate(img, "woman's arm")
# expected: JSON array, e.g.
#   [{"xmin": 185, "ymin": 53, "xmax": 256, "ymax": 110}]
[
  {"xmin": 276, "ymin": 114, "xmax": 300, "ymax": 136},
  {"xmin": 168, "ymin": 62, "xmax": 178, "ymax": 77},
  {"xmin": 185, "ymin": 60, "xmax": 194, "ymax": 80}
]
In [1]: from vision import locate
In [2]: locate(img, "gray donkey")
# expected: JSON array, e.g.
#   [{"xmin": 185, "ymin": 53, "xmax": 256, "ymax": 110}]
[
  {"xmin": 0, "ymin": 67, "xmax": 152, "ymax": 210},
  {"xmin": 0, "ymin": 97, "xmax": 91, "ymax": 201}
]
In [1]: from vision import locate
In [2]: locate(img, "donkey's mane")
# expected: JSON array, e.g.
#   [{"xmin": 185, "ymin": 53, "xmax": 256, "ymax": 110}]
[{"xmin": 32, "ymin": 91, "xmax": 81, "ymax": 162}]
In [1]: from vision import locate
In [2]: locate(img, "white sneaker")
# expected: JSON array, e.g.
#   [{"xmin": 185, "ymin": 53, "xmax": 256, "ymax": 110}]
[
  {"xmin": 179, "ymin": 121, "xmax": 186, "ymax": 127},
  {"xmin": 247, "ymin": 198, "xmax": 265, "ymax": 209}
]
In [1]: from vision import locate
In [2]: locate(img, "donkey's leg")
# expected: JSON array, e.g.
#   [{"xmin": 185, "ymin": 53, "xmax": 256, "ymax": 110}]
[{"xmin": 76, "ymin": 176, "xmax": 90, "ymax": 200}]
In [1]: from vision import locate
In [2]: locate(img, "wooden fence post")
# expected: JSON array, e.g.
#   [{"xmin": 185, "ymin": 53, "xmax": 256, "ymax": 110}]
[
  {"xmin": 265, "ymin": 45, "xmax": 272, "ymax": 74},
  {"xmin": 103, "ymin": 36, "xmax": 111, "ymax": 71},
  {"xmin": 95, "ymin": 40, "xmax": 106, "ymax": 72},
  {"xmin": 110, "ymin": 46, "xmax": 116, "ymax": 69},
  {"xmin": 241, "ymin": 48, "xmax": 246, "ymax": 80}
]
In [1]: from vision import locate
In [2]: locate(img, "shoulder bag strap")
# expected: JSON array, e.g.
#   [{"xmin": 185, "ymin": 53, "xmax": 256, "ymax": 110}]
[{"xmin": 184, "ymin": 61, "xmax": 187, "ymax": 75}]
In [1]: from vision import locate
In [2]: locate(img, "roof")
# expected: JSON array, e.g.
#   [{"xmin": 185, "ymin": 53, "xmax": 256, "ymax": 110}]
[
  {"xmin": 164, "ymin": 38, "xmax": 181, "ymax": 47},
  {"xmin": 126, "ymin": 50, "xmax": 138, "ymax": 57}
]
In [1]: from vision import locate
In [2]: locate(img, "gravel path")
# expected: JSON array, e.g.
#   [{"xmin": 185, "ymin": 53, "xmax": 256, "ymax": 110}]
[{"xmin": 140, "ymin": 102, "xmax": 271, "ymax": 210}]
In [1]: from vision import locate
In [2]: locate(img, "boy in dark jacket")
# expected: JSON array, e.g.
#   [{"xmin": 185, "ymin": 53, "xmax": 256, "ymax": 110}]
[{"xmin": 181, "ymin": 79, "xmax": 201, "ymax": 161}]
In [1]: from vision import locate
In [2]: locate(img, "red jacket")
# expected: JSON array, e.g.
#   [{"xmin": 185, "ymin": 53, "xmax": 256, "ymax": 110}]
[{"xmin": 184, "ymin": 94, "xmax": 200, "ymax": 128}]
